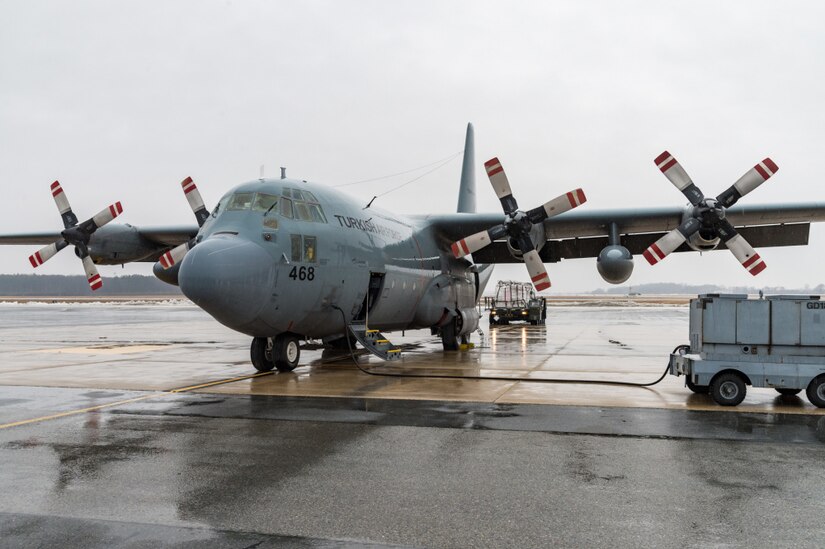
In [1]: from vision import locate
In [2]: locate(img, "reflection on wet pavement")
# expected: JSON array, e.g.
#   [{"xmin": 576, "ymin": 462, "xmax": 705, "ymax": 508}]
[{"xmin": 0, "ymin": 303, "xmax": 823, "ymax": 414}]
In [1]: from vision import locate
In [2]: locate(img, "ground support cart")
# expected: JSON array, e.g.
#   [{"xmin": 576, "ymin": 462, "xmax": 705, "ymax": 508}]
[
  {"xmin": 669, "ymin": 294, "xmax": 825, "ymax": 407},
  {"xmin": 485, "ymin": 280, "xmax": 547, "ymax": 325}
]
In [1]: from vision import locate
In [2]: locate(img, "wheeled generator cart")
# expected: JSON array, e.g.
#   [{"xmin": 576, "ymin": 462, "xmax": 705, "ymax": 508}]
[{"xmin": 669, "ymin": 294, "xmax": 825, "ymax": 407}]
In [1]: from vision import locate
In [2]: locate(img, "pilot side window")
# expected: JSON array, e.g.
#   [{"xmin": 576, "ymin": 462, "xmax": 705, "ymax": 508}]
[
  {"xmin": 211, "ymin": 195, "xmax": 230, "ymax": 218},
  {"xmin": 308, "ymin": 203, "xmax": 326, "ymax": 223}
]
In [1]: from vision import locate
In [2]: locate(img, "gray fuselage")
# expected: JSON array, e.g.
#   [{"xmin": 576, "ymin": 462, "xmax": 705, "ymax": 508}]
[{"xmin": 177, "ymin": 178, "xmax": 482, "ymax": 340}]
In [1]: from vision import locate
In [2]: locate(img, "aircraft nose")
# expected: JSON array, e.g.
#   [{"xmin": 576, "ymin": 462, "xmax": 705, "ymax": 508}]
[{"xmin": 178, "ymin": 237, "xmax": 273, "ymax": 331}]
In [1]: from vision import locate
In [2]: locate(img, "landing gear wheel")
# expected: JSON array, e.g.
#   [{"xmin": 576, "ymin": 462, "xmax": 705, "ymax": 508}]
[
  {"xmin": 686, "ymin": 378, "xmax": 708, "ymax": 394},
  {"xmin": 250, "ymin": 337, "xmax": 275, "ymax": 372},
  {"xmin": 776, "ymin": 388, "xmax": 802, "ymax": 396},
  {"xmin": 806, "ymin": 376, "xmax": 825, "ymax": 408},
  {"xmin": 441, "ymin": 318, "xmax": 461, "ymax": 351},
  {"xmin": 710, "ymin": 372, "xmax": 746, "ymax": 406},
  {"xmin": 273, "ymin": 334, "xmax": 300, "ymax": 372}
]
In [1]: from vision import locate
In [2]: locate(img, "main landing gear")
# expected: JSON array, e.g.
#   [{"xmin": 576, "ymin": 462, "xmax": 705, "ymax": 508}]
[
  {"xmin": 250, "ymin": 334, "xmax": 300, "ymax": 373},
  {"xmin": 440, "ymin": 317, "xmax": 469, "ymax": 351}
]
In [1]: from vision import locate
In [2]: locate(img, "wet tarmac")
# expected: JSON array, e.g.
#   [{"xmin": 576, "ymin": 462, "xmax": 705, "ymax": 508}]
[{"xmin": 2, "ymin": 301, "xmax": 825, "ymax": 547}]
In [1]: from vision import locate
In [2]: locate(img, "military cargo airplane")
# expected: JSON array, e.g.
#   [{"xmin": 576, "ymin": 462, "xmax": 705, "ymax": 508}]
[{"xmin": 2, "ymin": 124, "xmax": 825, "ymax": 372}]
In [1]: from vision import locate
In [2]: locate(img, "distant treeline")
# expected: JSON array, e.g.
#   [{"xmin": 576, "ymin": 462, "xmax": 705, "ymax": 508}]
[
  {"xmin": 593, "ymin": 283, "xmax": 825, "ymax": 295},
  {"xmin": 0, "ymin": 274, "xmax": 182, "ymax": 296}
]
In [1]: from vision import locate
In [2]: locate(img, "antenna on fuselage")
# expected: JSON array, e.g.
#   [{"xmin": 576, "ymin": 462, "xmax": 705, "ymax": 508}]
[
  {"xmin": 259, "ymin": 165, "xmax": 265, "ymax": 179},
  {"xmin": 280, "ymin": 167, "xmax": 287, "ymax": 179}
]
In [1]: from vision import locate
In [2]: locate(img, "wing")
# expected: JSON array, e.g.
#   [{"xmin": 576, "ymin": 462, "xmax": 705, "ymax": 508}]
[
  {"xmin": 414, "ymin": 202, "xmax": 825, "ymax": 263},
  {"xmin": 0, "ymin": 224, "xmax": 199, "ymax": 264}
]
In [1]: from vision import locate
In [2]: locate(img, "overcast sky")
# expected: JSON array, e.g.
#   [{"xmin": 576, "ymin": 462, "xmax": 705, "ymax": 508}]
[{"xmin": 2, "ymin": 1, "xmax": 824, "ymax": 292}]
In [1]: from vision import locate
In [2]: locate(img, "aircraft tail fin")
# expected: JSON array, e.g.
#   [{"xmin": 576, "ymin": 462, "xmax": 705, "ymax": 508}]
[{"xmin": 456, "ymin": 123, "xmax": 476, "ymax": 213}]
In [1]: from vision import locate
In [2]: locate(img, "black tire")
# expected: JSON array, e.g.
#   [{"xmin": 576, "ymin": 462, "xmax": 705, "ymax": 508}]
[
  {"xmin": 686, "ymin": 377, "xmax": 708, "ymax": 394},
  {"xmin": 710, "ymin": 372, "xmax": 746, "ymax": 406},
  {"xmin": 441, "ymin": 318, "xmax": 461, "ymax": 351},
  {"xmin": 250, "ymin": 337, "xmax": 274, "ymax": 372},
  {"xmin": 776, "ymin": 388, "xmax": 802, "ymax": 396},
  {"xmin": 806, "ymin": 376, "xmax": 825, "ymax": 408},
  {"xmin": 273, "ymin": 333, "xmax": 300, "ymax": 372}
]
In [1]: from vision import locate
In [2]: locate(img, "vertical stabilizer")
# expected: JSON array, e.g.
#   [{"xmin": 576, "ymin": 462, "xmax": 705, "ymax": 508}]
[{"xmin": 456, "ymin": 123, "xmax": 476, "ymax": 213}]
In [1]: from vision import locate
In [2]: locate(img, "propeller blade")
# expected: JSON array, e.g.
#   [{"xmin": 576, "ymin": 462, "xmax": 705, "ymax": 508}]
[
  {"xmin": 526, "ymin": 189, "xmax": 587, "ymax": 224},
  {"xmin": 181, "ymin": 177, "xmax": 210, "ymax": 227},
  {"xmin": 28, "ymin": 239, "xmax": 69, "ymax": 268},
  {"xmin": 654, "ymin": 151, "xmax": 705, "ymax": 206},
  {"xmin": 716, "ymin": 158, "xmax": 779, "ymax": 208},
  {"xmin": 89, "ymin": 202, "xmax": 124, "ymax": 231},
  {"xmin": 714, "ymin": 219, "xmax": 766, "ymax": 275},
  {"xmin": 642, "ymin": 218, "xmax": 702, "ymax": 265},
  {"xmin": 159, "ymin": 241, "xmax": 192, "ymax": 270},
  {"xmin": 451, "ymin": 225, "xmax": 507, "ymax": 259},
  {"xmin": 523, "ymin": 249, "xmax": 551, "ymax": 291},
  {"xmin": 81, "ymin": 256, "xmax": 103, "ymax": 291},
  {"xmin": 484, "ymin": 157, "xmax": 518, "ymax": 215},
  {"xmin": 50, "ymin": 181, "xmax": 78, "ymax": 228}
]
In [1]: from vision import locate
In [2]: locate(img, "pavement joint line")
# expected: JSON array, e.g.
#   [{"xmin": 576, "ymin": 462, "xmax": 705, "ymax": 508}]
[{"xmin": 0, "ymin": 371, "xmax": 275, "ymax": 430}]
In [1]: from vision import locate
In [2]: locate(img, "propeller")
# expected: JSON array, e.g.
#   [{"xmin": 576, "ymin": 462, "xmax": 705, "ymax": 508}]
[
  {"xmin": 643, "ymin": 151, "xmax": 777, "ymax": 275},
  {"xmin": 159, "ymin": 177, "xmax": 208, "ymax": 269},
  {"xmin": 27, "ymin": 181, "xmax": 123, "ymax": 291},
  {"xmin": 450, "ymin": 157, "xmax": 587, "ymax": 291}
]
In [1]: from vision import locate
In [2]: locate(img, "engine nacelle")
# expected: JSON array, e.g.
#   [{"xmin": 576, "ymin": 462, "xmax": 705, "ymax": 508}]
[
  {"xmin": 504, "ymin": 223, "xmax": 546, "ymax": 260},
  {"xmin": 686, "ymin": 229, "xmax": 720, "ymax": 252},
  {"xmin": 597, "ymin": 245, "xmax": 634, "ymax": 284},
  {"xmin": 681, "ymin": 206, "xmax": 720, "ymax": 251},
  {"xmin": 455, "ymin": 307, "xmax": 479, "ymax": 337},
  {"xmin": 86, "ymin": 224, "xmax": 165, "ymax": 265},
  {"xmin": 153, "ymin": 261, "xmax": 181, "ymax": 286}
]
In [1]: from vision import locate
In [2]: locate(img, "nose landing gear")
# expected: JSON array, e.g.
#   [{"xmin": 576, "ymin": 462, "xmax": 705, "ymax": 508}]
[{"xmin": 250, "ymin": 334, "xmax": 300, "ymax": 372}]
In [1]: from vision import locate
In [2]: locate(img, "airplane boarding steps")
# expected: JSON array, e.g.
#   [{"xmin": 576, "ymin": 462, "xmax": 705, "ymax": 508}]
[{"xmin": 347, "ymin": 323, "xmax": 402, "ymax": 361}]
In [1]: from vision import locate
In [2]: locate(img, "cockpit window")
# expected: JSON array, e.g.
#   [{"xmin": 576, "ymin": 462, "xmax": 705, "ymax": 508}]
[
  {"xmin": 280, "ymin": 197, "xmax": 294, "ymax": 219},
  {"xmin": 308, "ymin": 203, "xmax": 327, "ymax": 223},
  {"xmin": 227, "ymin": 192, "xmax": 254, "ymax": 211},
  {"xmin": 212, "ymin": 195, "xmax": 230, "ymax": 218},
  {"xmin": 294, "ymin": 201, "xmax": 312, "ymax": 221},
  {"xmin": 282, "ymin": 187, "xmax": 327, "ymax": 223},
  {"xmin": 252, "ymin": 193, "xmax": 279, "ymax": 212}
]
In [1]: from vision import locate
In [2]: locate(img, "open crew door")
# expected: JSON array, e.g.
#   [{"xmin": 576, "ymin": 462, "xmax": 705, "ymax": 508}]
[{"xmin": 353, "ymin": 272, "xmax": 385, "ymax": 322}]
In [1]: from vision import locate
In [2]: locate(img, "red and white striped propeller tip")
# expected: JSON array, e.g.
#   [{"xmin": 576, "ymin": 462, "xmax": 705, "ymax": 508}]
[
  {"xmin": 742, "ymin": 254, "xmax": 767, "ymax": 276},
  {"xmin": 754, "ymin": 158, "xmax": 779, "ymax": 180},
  {"xmin": 654, "ymin": 151, "xmax": 677, "ymax": 172},
  {"xmin": 159, "ymin": 249, "xmax": 176, "ymax": 269},
  {"xmin": 181, "ymin": 177, "xmax": 197, "ymax": 194},
  {"xmin": 484, "ymin": 157, "xmax": 503, "ymax": 177},
  {"xmin": 88, "ymin": 273, "xmax": 103, "ymax": 291}
]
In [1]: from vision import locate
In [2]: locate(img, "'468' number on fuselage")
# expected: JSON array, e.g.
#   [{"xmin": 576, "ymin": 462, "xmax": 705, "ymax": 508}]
[{"xmin": 288, "ymin": 266, "xmax": 315, "ymax": 281}]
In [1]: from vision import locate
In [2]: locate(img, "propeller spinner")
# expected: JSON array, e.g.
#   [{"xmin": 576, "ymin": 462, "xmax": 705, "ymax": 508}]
[
  {"xmin": 451, "ymin": 157, "xmax": 587, "ymax": 292},
  {"xmin": 643, "ymin": 151, "xmax": 778, "ymax": 275},
  {"xmin": 27, "ymin": 181, "xmax": 123, "ymax": 291}
]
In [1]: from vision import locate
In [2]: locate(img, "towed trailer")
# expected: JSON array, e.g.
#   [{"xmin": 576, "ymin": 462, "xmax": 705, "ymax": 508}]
[{"xmin": 669, "ymin": 294, "xmax": 825, "ymax": 407}]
